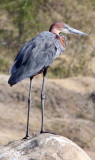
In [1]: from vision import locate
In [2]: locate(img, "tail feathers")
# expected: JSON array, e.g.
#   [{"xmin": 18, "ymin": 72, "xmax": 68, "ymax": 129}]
[
  {"xmin": 8, "ymin": 73, "xmax": 26, "ymax": 86},
  {"xmin": 8, "ymin": 76, "xmax": 19, "ymax": 86}
]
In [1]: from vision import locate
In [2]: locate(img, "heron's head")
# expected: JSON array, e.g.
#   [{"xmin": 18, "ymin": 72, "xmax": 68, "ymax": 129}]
[{"xmin": 49, "ymin": 21, "xmax": 88, "ymax": 36}]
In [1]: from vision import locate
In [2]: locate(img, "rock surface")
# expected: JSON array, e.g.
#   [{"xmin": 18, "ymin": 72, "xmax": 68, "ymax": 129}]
[{"xmin": 0, "ymin": 133, "xmax": 91, "ymax": 160}]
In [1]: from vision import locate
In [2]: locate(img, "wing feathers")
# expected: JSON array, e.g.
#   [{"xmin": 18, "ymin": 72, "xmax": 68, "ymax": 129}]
[{"xmin": 8, "ymin": 31, "xmax": 63, "ymax": 86}]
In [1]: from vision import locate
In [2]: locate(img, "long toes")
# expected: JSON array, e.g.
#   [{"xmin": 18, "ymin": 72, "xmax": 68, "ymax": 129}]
[
  {"xmin": 22, "ymin": 135, "xmax": 30, "ymax": 140},
  {"xmin": 40, "ymin": 130, "xmax": 45, "ymax": 134},
  {"xmin": 40, "ymin": 131, "xmax": 56, "ymax": 135}
]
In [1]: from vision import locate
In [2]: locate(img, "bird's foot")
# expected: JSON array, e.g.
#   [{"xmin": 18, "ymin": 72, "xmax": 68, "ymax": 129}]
[
  {"xmin": 40, "ymin": 130, "xmax": 56, "ymax": 135},
  {"xmin": 22, "ymin": 134, "xmax": 30, "ymax": 140}
]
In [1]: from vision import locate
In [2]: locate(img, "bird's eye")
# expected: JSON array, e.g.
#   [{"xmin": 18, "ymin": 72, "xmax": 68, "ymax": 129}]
[{"xmin": 64, "ymin": 26, "xmax": 67, "ymax": 29}]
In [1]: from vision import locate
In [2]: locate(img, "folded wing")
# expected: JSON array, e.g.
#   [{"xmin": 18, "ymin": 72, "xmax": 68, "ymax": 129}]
[{"xmin": 8, "ymin": 32, "xmax": 59, "ymax": 86}]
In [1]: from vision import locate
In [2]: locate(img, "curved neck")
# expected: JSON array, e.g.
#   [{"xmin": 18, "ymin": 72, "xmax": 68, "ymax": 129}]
[{"xmin": 49, "ymin": 27, "xmax": 60, "ymax": 36}]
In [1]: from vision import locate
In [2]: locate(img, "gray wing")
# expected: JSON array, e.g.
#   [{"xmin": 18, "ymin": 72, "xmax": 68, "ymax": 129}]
[{"xmin": 8, "ymin": 32, "xmax": 59, "ymax": 86}]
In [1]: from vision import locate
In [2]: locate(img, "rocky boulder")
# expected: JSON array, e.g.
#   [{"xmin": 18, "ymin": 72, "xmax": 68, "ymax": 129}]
[{"xmin": 0, "ymin": 133, "xmax": 91, "ymax": 160}]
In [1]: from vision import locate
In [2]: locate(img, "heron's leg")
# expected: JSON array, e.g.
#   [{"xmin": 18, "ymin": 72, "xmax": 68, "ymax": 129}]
[
  {"xmin": 25, "ymin": 77, "xmax": 33, "ymax": 138},
  {"xmin": 40, "ymin": 69, "xmax": 47, "ymax": 133}
]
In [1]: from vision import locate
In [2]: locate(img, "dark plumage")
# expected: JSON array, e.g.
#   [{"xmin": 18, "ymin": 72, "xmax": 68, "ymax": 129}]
[{"xmin": 8, "ymin": 31, "xmax": 65, "ymax": 86}]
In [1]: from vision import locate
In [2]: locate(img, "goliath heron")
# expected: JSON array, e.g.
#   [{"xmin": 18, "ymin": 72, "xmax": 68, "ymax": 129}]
[{"xmin": 8, "ymin": 21, "xmax": 88, "ymax": 138}]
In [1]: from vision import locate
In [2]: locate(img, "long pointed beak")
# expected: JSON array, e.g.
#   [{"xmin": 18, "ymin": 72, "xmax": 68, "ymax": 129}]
[{"xmin": 68, "ymin": 26, "xmax": 88, "ymax": 36}]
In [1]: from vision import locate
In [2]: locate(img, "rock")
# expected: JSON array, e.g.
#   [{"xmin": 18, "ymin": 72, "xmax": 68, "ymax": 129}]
[{"xmin": 0, "ymin": 133, "xmax": 91, "ymax": 160}]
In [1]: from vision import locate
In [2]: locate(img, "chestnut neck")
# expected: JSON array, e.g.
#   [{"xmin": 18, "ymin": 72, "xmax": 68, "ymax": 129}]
[
  {"xmin": 49, "ymin": 27, "xmax": 60, "ymax": 36},
  {"xmin": 49, "ymin": 26, "xmax": 66, "ymax": 48}
]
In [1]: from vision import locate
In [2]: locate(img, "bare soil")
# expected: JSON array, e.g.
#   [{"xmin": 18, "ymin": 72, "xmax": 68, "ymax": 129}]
[{"xmin": 0, "ymin": 74, "xmax": 95, "ymax": 159}]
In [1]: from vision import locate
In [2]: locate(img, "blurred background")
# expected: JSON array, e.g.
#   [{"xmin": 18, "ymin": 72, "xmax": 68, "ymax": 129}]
[{"xmin": 0, "ymin": 0, "xmax": 95, "ymax": 159}]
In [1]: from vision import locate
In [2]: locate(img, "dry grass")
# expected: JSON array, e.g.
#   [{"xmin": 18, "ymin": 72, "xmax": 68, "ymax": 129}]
[{"xmin": 0, "ymin": 0, "xmax": 95, "ymax": 77}]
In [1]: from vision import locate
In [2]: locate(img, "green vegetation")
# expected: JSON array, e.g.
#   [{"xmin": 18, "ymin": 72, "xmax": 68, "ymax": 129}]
[{"xmin": 0, "ymin": 0, "xmax": 95, "ymax": 77}]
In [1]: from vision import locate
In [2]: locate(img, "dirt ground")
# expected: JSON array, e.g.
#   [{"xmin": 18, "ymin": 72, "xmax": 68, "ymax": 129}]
[{"xmin": 0, "ymin": 74, "xmax": 95, "ymax": 160}]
